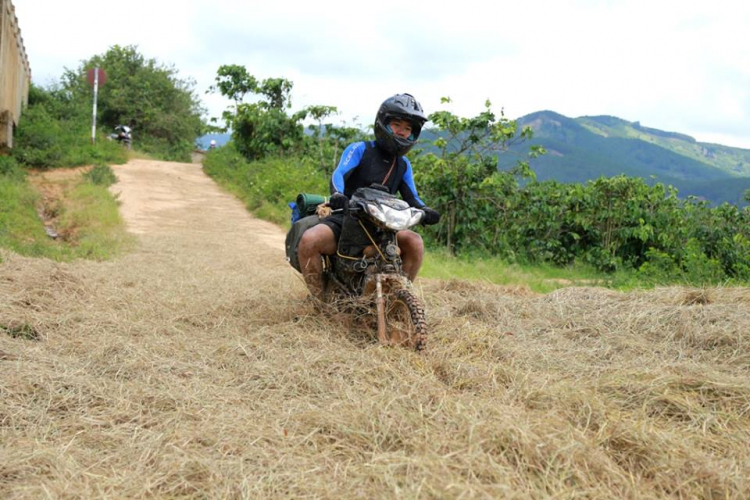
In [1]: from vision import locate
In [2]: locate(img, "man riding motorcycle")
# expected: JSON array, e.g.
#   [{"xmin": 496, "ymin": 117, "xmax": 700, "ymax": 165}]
[{"xmin": 298, "ymin": 93, "xmax": 441, "ymax": 301}]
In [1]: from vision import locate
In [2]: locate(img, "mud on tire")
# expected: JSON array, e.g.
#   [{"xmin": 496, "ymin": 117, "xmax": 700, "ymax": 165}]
[{"xmin": 388, "ymin": 289, "xmax": 428, "ymax": 351}]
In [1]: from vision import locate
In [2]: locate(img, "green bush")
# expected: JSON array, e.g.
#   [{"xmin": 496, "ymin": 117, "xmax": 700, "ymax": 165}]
[
  {"xmin": 12, "ymin": 105, "xmax": 66, "ymax": 167},
  {"xmin": 417, "ymin": 167, "xmax": 750, "ymax": 284},
  {"xmin": 61, "ymin": 45, "xmax": 205, "ymax": 162},
  {"xmin": 84, "ymin": 164, "xmax": 117, "ymax": 187},
  {"xmin": 0, "ymin": 155, "xmax": 24, "ymax": 180},
  {"xmin": 203, "ymin": 142, "xmax": 327, "ymax": 226},
  {"xmin": 12, "ymin": 85, "xmax": 128, "ymax": 169},
  {"xmin": 135, "ymin": 137, "xmax": 193, "ymax": 163}
]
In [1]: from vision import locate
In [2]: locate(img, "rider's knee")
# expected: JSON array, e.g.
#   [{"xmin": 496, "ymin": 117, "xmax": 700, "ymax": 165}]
[
  {"xmin": 399, "ymin": 230, "xmax": 424, "ymax": 255},
  {"xmin": 299, "ymin": 230, "xmax": 319, "ymax": 255},
  {"xmin": 300, "ymin": 225, "xmax": 336, "ymax": 256}
]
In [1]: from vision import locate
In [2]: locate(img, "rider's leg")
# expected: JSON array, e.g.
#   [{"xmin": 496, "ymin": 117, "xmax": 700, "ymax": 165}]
[
  {"xmin": 397, "ymin": 230, "xmax": 424, "ymax": 282},
  {"xmin": 298, "ymin": 224, "xmax": 337, "ymax": 301}
]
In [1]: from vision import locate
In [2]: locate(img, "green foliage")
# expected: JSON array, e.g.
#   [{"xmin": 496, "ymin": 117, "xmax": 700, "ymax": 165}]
[
  {"xmin": 0, "ymin": 165, "xmax": 45, "ymax": 256},
  {"xmin": 12, "ymin": 84, "xmax": 128, "ymax": 169},
  {"xmin": 210, "ymin": 66, "xmax": 349, "ymax": 164},
  {"xmin": 84, "ymin": 164, "xmax": 117, "ymax": 187},
  {"xmin": 57, "ymin": 181, "xmax": 133, "ymax": 260},
  {"xmin": 210, "ymin": 65, "xmax": 302, "ymax": 161},
  {"xmin": 0, "ymin": 165, "xmax": 131, "ymax": 261},
  {"xmin": 232, "ymin": 104, "xmax": 305, "ymax": 161},
  {"xmin": 61, "ymin": 45, "xmax": 205, "ymax": 161},
  {"xmin": 304, "ymin": 107, "xmax": 366, "ymax": 177},
  {"xmin": 428, "ymin": 97, "xmax": 539, "ymax": 163},
  {"xmin": 415, "ymin": 103, "xmax": 750, "ymax": 285},
  {"xmin": 210, "ymin": 65, "xmax": 259, "ymax": 104},
  {"xmin": 420, "ymin": 248, "xmax": 609, "ymax": 293},
  {"xmin": 0, "ymin": 155, "xmax": 24, "ymax": 180},
  {"xmin": 202, "ymin": 142, "xmax": 327, "ymax": 226},
  {"xmin": 415, "ymin": 98, "xmax": 540, "ymax": 253},
  {"xmin": 13, "ymin": 101, "xmax": 64, "ymax": 166}
]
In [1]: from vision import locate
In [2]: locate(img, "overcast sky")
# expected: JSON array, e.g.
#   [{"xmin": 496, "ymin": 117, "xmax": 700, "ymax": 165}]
[{"xmin": 14, "ymin": 0, "xmax": 750, "ymax": 148}]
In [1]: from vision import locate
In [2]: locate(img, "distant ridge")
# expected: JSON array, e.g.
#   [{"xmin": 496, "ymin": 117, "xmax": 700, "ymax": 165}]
[{"xmin": 501, "ymin": 111, "xmax": 750, "ymax": 205}]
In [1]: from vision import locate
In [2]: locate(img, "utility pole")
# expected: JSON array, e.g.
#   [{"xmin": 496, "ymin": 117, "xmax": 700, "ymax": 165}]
[{"xmin": 87, "ymin": 67, "xmax": 107, "ymax": 144}]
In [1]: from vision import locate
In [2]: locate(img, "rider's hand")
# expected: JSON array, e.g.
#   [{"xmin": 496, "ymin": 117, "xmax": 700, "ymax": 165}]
[
  {"xmin": 328, "ymin": 192, "xmax": 349, "ymax": 211},
  {"xmin": 421, "ymin": 207, "xmax": 441, "ymax": 225}
]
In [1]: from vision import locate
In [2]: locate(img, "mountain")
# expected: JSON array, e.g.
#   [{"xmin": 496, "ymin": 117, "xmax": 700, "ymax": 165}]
[{"xmin": 500, "ymin": 111, "xmax": 750, "ymax": 205}]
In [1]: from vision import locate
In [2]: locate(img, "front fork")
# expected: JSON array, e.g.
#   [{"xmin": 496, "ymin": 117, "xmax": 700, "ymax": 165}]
[
  {"xmin": 375, "ymin": 275, "xmax": 388, "ymax": 344},
  {"xmin": 372, "ymin": 272, "xmax": 412, "ymax": 346}
]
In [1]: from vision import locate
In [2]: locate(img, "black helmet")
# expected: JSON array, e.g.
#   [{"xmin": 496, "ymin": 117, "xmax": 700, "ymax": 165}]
[{"xmin": 374, "ymin": 93, "xmax": 428, "ymax": 156}]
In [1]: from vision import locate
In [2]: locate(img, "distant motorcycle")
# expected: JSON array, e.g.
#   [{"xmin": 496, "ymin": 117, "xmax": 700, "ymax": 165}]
[{"xmin": 108, "ymin": 125, "xmax": 132, "ymax": 149}]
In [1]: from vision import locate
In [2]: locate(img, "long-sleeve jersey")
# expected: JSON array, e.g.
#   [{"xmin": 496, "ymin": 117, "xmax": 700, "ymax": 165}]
[{"xmin": 330, "ymin": 141, "xmax": 425, "ymax": 208}]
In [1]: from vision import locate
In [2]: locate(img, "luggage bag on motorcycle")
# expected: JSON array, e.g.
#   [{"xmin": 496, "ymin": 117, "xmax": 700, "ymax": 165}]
[
  {"xmin": 289, "ymin": 193, "xmax": 328, "ymax": 224},
  {"xmin": 285, "ymin": 215, "xmax": 321, "ymax": 273}
]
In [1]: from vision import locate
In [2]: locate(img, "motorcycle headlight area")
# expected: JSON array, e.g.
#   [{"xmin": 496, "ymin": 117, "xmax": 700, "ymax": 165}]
[{"xmin": 365, "ymin": 202, "xmax": 424, "ymax": 231}]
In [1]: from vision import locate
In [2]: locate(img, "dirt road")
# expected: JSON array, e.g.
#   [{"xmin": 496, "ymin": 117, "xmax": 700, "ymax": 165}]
[
  {"xmin": 2, "ymin": 159, "xmax": 749, "ymax": 498},
  {"xmin": 112, "ymin": 159, "xmax": 286, "ymax": 247}
]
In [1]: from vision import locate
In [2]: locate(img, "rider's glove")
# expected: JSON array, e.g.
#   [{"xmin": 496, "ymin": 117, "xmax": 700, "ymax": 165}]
[
  {"xmin": 328, "ymin": 192, "xmax": 349, "ymax": 211},
  {"xmin": 421, "ymin": 207, "xmax": 441, "ymax": 226}
]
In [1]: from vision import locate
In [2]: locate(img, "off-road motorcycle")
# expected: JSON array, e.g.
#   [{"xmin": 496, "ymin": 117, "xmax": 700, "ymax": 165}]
[
  {"xmin": 322, "ymin": 186, "xmax": 428, "ymax": 351},
  {"xmin": 108, "ymin": 125, "xmax": 132, "ymax": 149}
]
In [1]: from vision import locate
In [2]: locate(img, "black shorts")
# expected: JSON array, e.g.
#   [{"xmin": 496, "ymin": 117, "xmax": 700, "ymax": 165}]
[{"xmin": 320, "ymin": 212, "xmax": 345, "ymax": 241}]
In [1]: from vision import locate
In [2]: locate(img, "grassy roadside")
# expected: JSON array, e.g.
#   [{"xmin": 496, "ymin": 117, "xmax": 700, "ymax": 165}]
[
  {"xmin": 0, "ymin": 162, "xmax": 49, "ymax": 261},
  {"xmin": 0, "ymin": 158, "xmax": 133, "ymax": 262},
  {"xmin": 420, "ymin": 249, "xmax": 614, "ymax": 293},
  {"xmin": 202, "ymin": 143, "xmax": 327, "ymax": 227}
]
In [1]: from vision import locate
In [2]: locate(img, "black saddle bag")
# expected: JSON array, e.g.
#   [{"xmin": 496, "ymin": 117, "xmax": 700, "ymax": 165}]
[{"xmin": 285, "ymin": 215, "xmax": 321, "ymax": 273}]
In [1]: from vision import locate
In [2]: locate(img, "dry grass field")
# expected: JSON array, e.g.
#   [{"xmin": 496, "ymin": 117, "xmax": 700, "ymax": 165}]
[{"xmin": 1, "ymin": 160, "xmax": 749, "ymax": 498}]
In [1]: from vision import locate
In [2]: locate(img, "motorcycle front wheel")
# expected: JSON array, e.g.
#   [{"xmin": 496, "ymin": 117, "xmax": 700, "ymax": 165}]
[{"xmin": 385, "ymin": 289, "xmax": 427, "ymax": 351}]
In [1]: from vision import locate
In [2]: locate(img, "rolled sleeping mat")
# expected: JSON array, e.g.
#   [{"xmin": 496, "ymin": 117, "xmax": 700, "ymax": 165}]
[{"xmin": 296, "ymin": 193, "xmax": 328, "ymax": 216}]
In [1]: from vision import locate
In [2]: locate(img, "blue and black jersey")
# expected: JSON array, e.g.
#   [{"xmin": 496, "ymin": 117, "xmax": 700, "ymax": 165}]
[{"xmin": 330, "ymin": 141, "xmax": 425, "ymax": 208}]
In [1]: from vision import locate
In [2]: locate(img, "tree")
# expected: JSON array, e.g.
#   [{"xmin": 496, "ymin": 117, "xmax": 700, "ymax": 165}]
[
  {"xmin": 62, "ymin": 45, "xmax": 205, "ymax": 161},
  {"xmin": 210, "ymin": 65, "xmax": 341, "ymax": 162},
  {"xmin": 415, "ymin": 98, "xmax": 543, "ymax": 253}
]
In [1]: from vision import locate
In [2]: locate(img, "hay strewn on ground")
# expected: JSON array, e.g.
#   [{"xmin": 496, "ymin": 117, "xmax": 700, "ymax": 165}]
[{"xmin": 2, "ymin": 160, "xmax": 749, "ymax": 499}]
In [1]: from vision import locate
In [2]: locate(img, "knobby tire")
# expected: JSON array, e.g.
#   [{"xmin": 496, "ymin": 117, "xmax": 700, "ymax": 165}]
[{"xmin": 388, "ymin": 289, "xmax": 428, "ymax": 351}]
